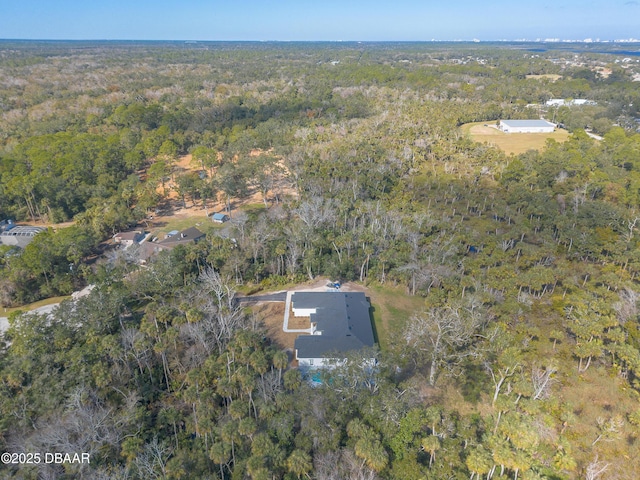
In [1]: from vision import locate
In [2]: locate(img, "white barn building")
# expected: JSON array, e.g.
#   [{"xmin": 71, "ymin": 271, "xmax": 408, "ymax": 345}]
[{"xmin": 499, "ymin": 120, "xmax": 556, "ymax": 133}]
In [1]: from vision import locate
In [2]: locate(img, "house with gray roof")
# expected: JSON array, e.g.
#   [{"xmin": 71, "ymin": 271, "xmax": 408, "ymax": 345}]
[
  {"xmin": 292, "ymin": 292, "xmax": 375, "ymax": 368},
  {"xmin": 137, "ymin": 226, "xmax": 205, "ymax": 263},
  {"xmin": 157, "ymin": 227, "xmax": 205, "ymax": 247}
]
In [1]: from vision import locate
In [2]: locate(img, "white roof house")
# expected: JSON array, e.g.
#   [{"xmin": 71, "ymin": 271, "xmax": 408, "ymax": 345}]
[{"xmin": 499, "ymin": 120, "xmax": 555, "ymax": 134}]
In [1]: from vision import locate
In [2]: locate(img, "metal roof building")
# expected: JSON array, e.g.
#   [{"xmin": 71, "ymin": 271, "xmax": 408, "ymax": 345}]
[
  {"xmin": 0, "ymin": 225, "xmax": 46, "ymax": 248},
  {"xmin": 499, "ymin": 119, "xmax": 556, "ymax": 133},
  {"xmin": 211, "ymin": 213, "xmax": 230, "ymax": 223}
]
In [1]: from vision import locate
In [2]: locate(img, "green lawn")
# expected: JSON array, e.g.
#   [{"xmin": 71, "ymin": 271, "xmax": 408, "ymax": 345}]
[
  {"xmin": 239, "ymin": 203, "xmax": 267, "ymax": 215},
  {"xmin": 367, "ymin": 284, "xmax": 426, "ymax": 350}
]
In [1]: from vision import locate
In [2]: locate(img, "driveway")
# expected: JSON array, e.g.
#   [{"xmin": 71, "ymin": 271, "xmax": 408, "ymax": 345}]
[{"xmin": 236, "ymin": 292, "xmax": 287, "ymax": 304}]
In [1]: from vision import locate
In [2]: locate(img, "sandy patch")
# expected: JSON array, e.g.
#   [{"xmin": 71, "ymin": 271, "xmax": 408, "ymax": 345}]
[
  {"xmin": 254, "ymin": 302, "xmax": 300, "ymax": 350},
  {"xmin": 467, "ymin": 124, "xmax": 502, "ymax": 136},
  {"xmin": 150, "ymin": 151, "xmax": 296, "ymax": 221},
  {"xmin": 526, "ymin": 74, "xmax": 562, "ymax": 81}
]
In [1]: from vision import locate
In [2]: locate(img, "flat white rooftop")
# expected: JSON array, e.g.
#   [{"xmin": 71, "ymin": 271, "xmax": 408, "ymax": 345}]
[{"xmin": 500, "ymin": 120, "xmax": 555, "ymax": 128}]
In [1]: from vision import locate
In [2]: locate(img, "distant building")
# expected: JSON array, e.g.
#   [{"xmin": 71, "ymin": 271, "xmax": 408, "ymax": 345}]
[
  {"xmin": 0, "ymin": 223, "xmax": 45, "ymax": 249},
  {"xmin": 499, "ymin": 119, "xmax": 556, "ymax": 134},
  {"xmin": 545, "ymin": 98, "xmax": 597, "ymax": 107},
  {"xmin": 211, "ymin": 213, "xmax": 230, "ymax": 223},
  {"xmin": 293, "ymin": 292, "xmax": 375, "ymax": 368}
]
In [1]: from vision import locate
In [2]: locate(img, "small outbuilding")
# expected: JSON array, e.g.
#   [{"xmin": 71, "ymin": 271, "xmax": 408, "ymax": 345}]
[
  {"xmin": 499, "ymin": 119, "xmax": 556, "ymax": 133},
  {"xmin": 211, "ymin": 213, "xmax": 230, "ymax": 223}
]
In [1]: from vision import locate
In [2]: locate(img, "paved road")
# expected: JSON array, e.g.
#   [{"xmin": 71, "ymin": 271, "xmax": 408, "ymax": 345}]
[
  {"xmin": 0, "ymin": 284, "xmax": 94, "ymax": 336},
  {"xmin": 0, "ymin": 303, "xmax": 60, "ymax": 335},
  {"xmin": 236, "ymin": 292, "xmax": 287, "ymax": 304}
]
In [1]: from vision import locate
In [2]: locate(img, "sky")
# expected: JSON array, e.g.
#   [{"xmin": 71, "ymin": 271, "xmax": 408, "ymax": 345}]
[{"xmin": 0, "ymin": 0, "xmax": 638, "ymax": 42}]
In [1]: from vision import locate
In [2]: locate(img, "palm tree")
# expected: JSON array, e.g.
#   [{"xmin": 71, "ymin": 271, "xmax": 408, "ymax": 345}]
[
  {"xmin": 508, "ymin": 449, "xmax": 531, "ymax": 480},
  {"xmin": 286, "ymin": 449, "xmax": 312, "ymax": 479},
  {"xmin": 354, "ymin": 435, "xmax": 388, "ymax": 472},
  {"xmin": 421, "ymin": 435, "xmax": 441, "ymax": 468},
  {"xmin": 219, "ymin": 420, "xmax": 241, "ymax": 465},
  {"xmin": 273, "ymin": 350, "xmax": 289, "ymax": 384},
  {"xmin": 283, "ymin": 369, "xmax": 302, "ymax": 391},
  {"xmin": 209, "ymin": 442, "xmax": 230, "ymax": 480},
  {"xmin": 553, "ymin": 449, "xmax": 577, "ymax": 473},
  {"xmin": 465, "ymin": 446, "xmax": 492, "ymax": 480}
]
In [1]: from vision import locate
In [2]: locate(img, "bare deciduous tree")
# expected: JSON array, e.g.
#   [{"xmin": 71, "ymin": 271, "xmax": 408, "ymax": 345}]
[
  {"xmin": 405, "ymin": 304, "xmax": 485, "ymax": 385},
  {"xmin": 592, "ymin": 416, "xmax": 624, "ymax": 446},
  {"xmin": 314, "ymin": 449, "xmax": 379, "ymax": 480},
  {"xmin": 585, "ymin": 456, "xmax": 609, "ymax": 480},
  {"xmin": 531, "ymin": 364, "xmax": 558, "ymax": 400},
  {"xmin": 133, "ymin": 437, "xmax": 172, "ymax": 480},
  {"xmin": 613, "ymin": 288, "xmax": 638, "ymax": 325}
]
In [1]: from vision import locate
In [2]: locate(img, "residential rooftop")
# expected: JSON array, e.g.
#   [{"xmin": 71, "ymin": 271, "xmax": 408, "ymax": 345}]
[
  {"xmin": 293, "ymin": 292, "xmax": 374, "ymax": 360},
  {"xmin": 158, "ymin": 227, "xmax": 205, "ymax": 246}
]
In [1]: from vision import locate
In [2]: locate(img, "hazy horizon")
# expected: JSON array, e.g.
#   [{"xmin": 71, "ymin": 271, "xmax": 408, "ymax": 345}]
[{"xmin": 1, "ymin": 0, "xmax": 639, "ymax": 42}]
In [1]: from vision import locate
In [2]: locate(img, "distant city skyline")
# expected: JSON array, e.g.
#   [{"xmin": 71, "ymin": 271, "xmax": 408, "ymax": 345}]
[{"xmin": 1, "ymin": 0, "xmax": 639, "ymax": 42}]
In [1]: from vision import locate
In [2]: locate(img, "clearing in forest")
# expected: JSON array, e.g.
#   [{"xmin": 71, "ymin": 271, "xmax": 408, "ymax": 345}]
[
  {"xmin": 461, "ymin": 121, "xmax": 570, "ymax": 155},
  {"xmin": 145, "ymin": 150, "xmax": 295, "ymax": 237},
  {"xmin": 151, "ymin": 151, "xmax": 294, "ymax": 217},
  {"xmin": 252, "ymin": 279, "xmax": 424, "ymax": 353},
  {"xmin": 251, "ymin": 277, "xmax": 425, "ymax": 350}
]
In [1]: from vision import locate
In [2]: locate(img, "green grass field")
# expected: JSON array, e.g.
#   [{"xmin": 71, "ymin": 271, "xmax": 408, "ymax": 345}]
[
  {"xmin": 461, "ymin": 121, "xmax": 570, "ymax": 155},
  {"xmin": 152, "ymin": 215, "xmax": 218, "ymax": 239}
]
